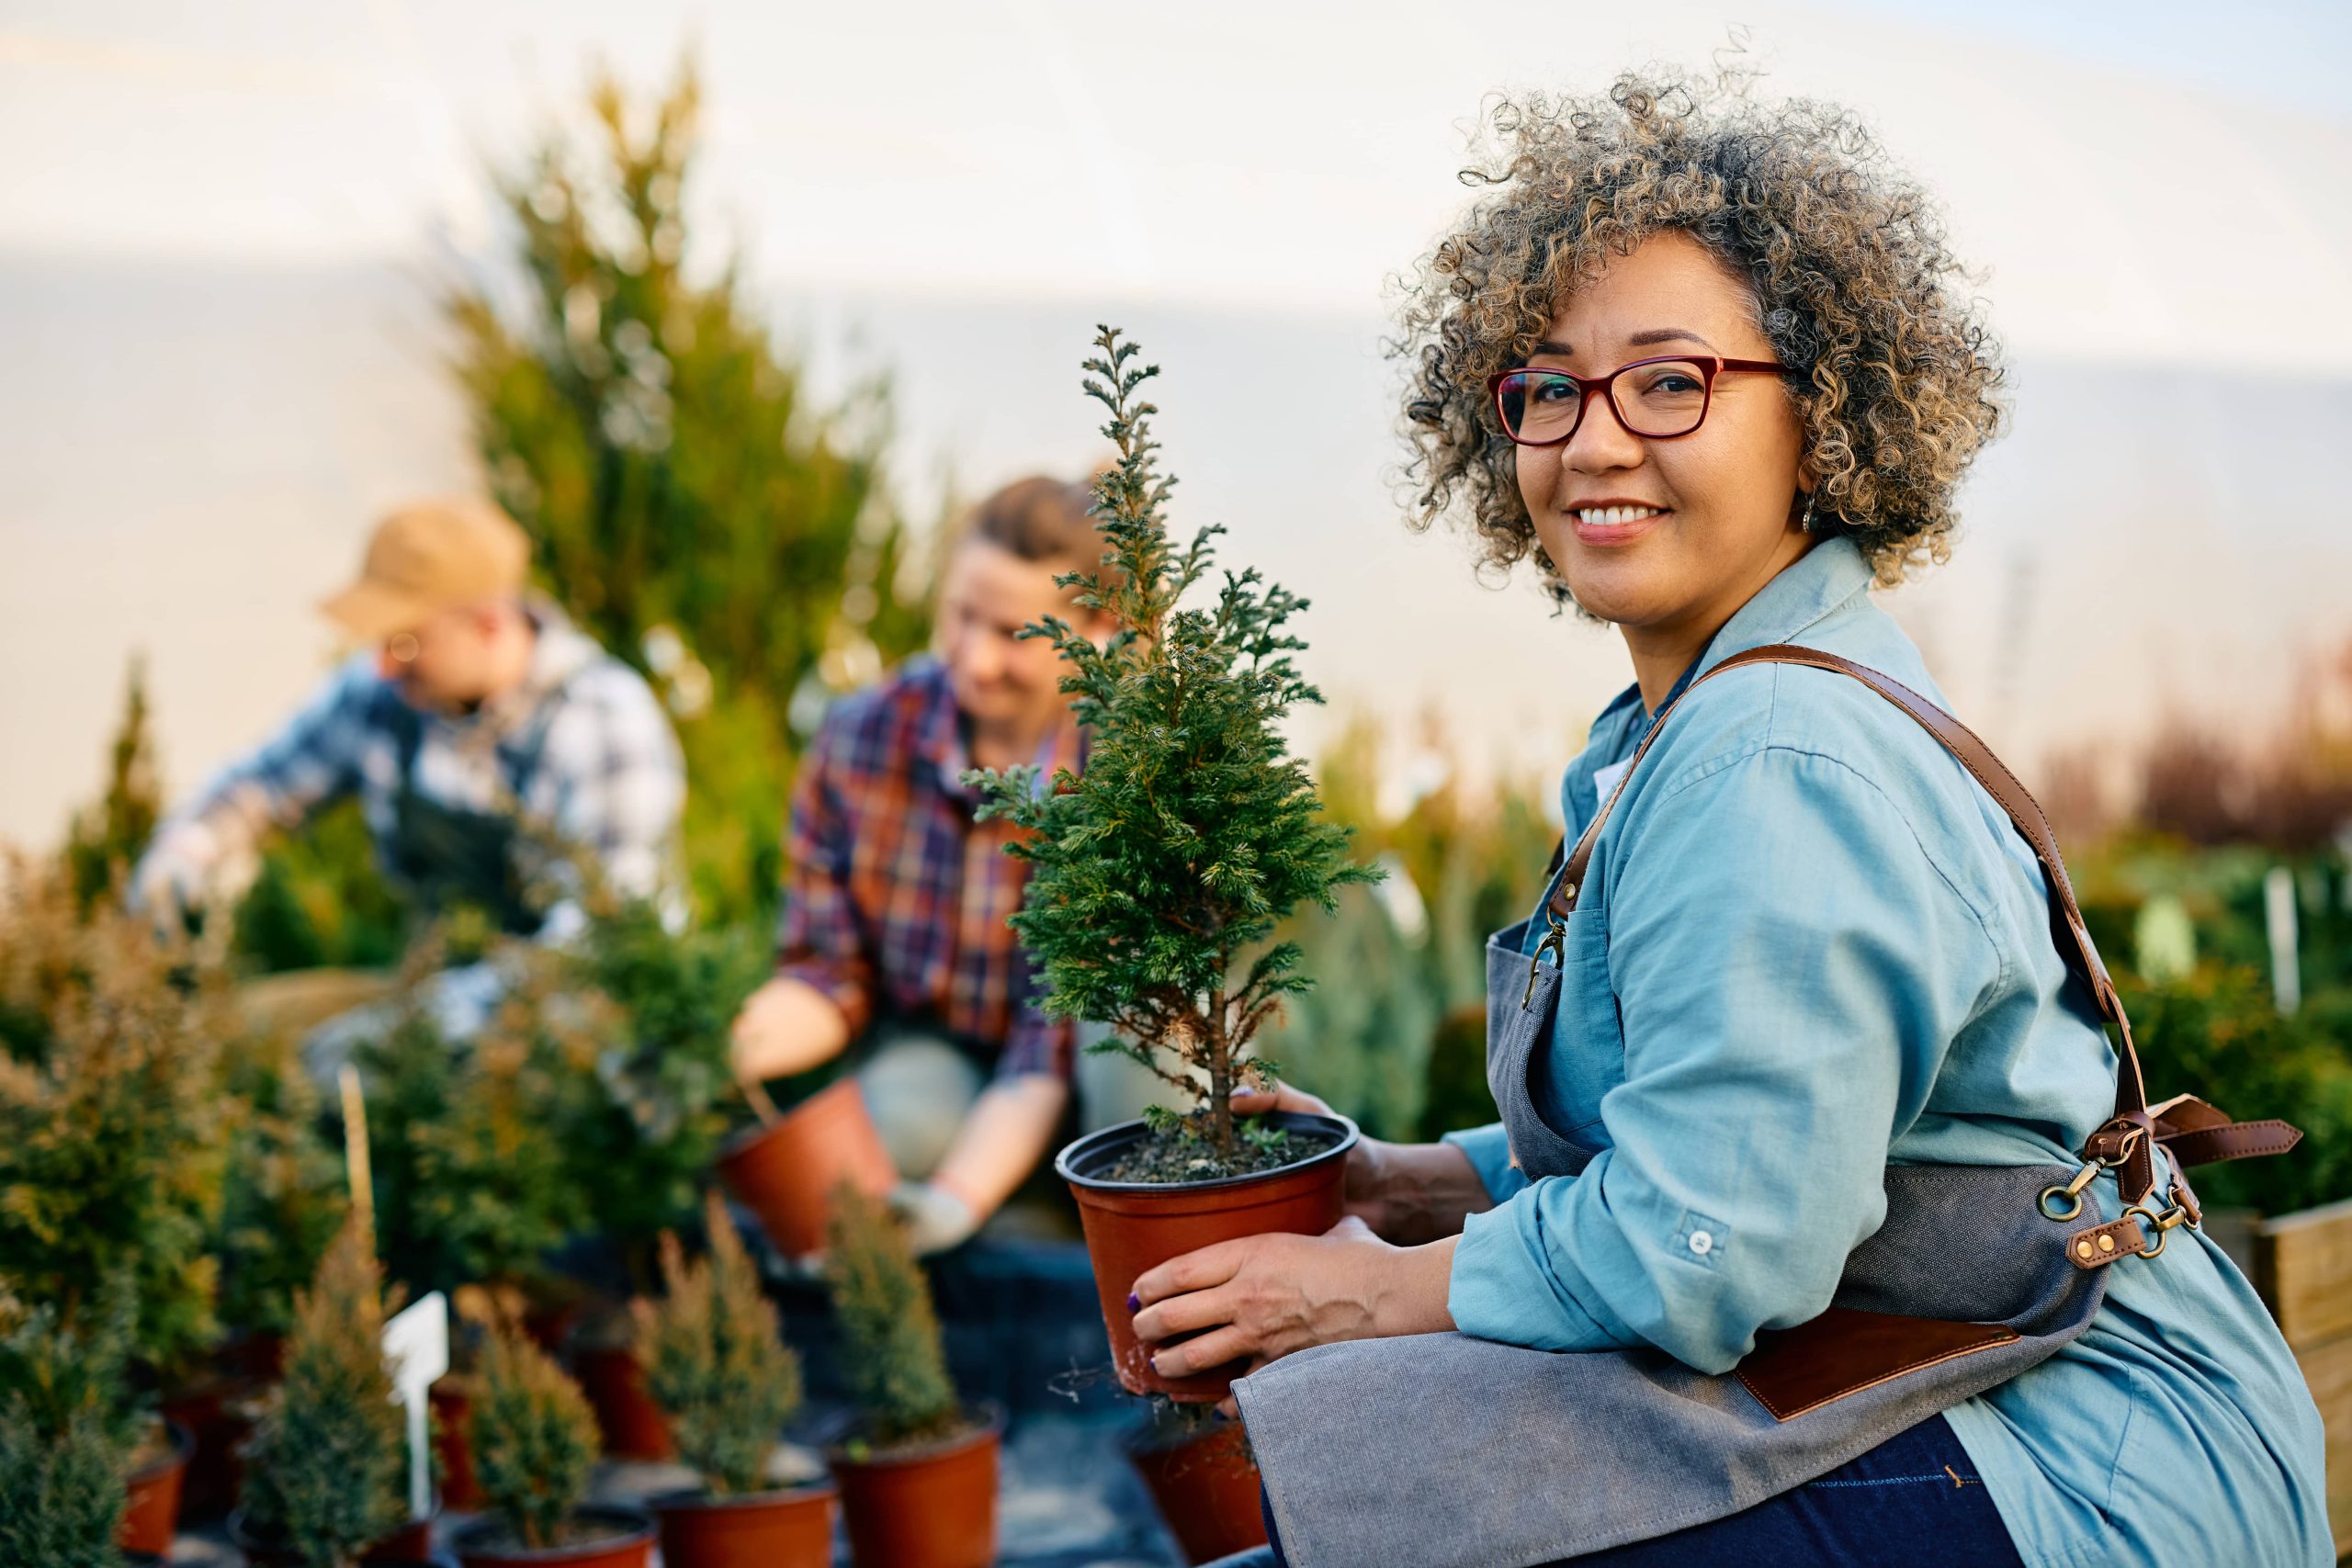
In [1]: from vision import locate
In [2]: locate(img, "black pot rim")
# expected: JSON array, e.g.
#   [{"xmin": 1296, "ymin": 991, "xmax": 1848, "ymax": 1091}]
[
  {"xmin": 823, "ymin": 1399, "xmax": 1006, "ymax": 1471},
  {"xmin": 1055, "ymin": 1111, "xmax": 1359, "ymax": 1194},
  {"xmin": 450, "ymin": 1502, "xmax": 656, "ymax": 1558},
  {"xmin": 646, "ymin": 1477, "xmax": 838, "ymax": 1513},
  {"xmin": 227, "ymin": 1495, "xmax": 443, "ymax": 1552}
]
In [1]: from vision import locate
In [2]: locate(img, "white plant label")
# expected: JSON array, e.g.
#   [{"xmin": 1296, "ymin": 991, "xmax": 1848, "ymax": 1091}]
[{"xmin": 381, "ymin": 1292, "xmax": 448, "ymax": 1521}]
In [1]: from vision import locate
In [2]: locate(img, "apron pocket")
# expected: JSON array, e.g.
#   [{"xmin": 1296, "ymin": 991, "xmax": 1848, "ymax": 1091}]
[{"xmin": 1737, "ymin": 1307, "xmax": 2021, "ymax": 1421}]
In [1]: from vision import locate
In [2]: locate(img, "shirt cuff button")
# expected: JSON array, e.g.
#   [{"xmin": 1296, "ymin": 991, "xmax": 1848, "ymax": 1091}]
[{"xmin": 1687, "ymin": 1230, "xmax": 1714, "ymax": 1257}]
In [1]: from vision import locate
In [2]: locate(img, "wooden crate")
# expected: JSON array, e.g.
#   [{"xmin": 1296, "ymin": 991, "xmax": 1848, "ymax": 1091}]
[{"xmin": 2253, "ymin": 1197, "xmax": 2352, "ymax": 1561}]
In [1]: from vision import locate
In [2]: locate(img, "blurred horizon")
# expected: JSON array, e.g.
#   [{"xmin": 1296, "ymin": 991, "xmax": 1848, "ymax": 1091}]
[{"xmin": 5, "ymin": 0, "xmax": 2349, "ymax": 851}]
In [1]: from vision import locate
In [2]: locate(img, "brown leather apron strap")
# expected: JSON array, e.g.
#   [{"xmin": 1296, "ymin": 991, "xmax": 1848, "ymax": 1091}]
[{"xmin": 1544, "ymin": 645, "xmax": 2179, "ymax": 1199}]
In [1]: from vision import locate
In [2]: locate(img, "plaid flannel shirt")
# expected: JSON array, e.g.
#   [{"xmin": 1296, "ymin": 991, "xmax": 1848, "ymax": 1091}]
[
  {"xmin": 153, "ymin": 600, "xmax": 684, "ymax": 940},
  {"xmin": 775, "ymin": 655, "xmax": 1080, "ymax": 1081}
]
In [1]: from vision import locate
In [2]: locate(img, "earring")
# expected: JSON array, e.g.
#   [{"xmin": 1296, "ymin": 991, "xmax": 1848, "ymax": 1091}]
[{"xmin": 1798, "ymin": 491, "xmax": 1819, "ymax": 533}]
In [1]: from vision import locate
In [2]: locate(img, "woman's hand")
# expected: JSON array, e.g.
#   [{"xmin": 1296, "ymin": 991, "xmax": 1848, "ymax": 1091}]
[
  {"xmin": 1129, "ymin": 1216, "xmax": 1458, "ymax": 1413},
  {"xmin": 1234, "ymin": 1081, "xmax": 1497, "ymax": 1245}
]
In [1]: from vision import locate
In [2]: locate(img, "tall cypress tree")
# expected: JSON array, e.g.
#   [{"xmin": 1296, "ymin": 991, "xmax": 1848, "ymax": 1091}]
[{"xmin": 969, "ymin": 329, "xmax": 1374, "ymax": 1156}]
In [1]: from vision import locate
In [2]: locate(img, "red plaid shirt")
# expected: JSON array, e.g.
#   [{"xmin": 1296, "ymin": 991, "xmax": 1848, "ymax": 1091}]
[{"xmin": 775, "ymin": 656, "xmax": 1081, "ymax": 1079}]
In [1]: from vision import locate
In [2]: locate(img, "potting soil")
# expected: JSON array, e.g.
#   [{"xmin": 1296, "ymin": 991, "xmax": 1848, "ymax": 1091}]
[{"xmin": 1096, "ymin": 1121, "xmax": 1340, "ymax": 1184}]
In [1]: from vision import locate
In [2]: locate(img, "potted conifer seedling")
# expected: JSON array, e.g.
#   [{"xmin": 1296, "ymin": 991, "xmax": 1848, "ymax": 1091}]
[
  {"xmin": 968, "ymin": 329, "xmax": 1370, "ymax": 1401},
  {"xmin": 229, "ymin": 1221, "xmax": 435, "ymax": 1568},
  {"xmin": 0, "ymin": 1293, "xmax": 138, "ymax": 1568},
  {"xmin": 450, "ymin": 1327, "xmax": 652, "ymax": 1568},
  {"xmin": 822, "ymin": 1185, "xmax": 1000, "ymax": 1568},
  {"xmin": 632, "ymin": 1193, "xmax": 831, "ymax": 1568}
]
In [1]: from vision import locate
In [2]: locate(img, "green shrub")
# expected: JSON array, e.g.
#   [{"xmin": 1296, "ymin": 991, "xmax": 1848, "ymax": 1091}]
[
  {"xmin": 470, "ymin": 1326, "xmax": 600, "ymax": 1551},
  {"xmin": 634, "ymin": 1194, "xmax": 801, "ymax": 1495},
  {"xmin": 2120, "ymin": 962, "xmax": 2352, "ymax": 1215},
  {"xmin": 0, "ymin": 1292, "xmax": 136, "ymax": 1568},
  {"xmin": 562, "ymin": 901, "xmax": 768, "ymax": 1288},
  {"xmin": 0, "ymin": 867, "xmax": 226, "ymax": 1379},
  {"xmin": 823, "ymin": 1184, "xmax": 959, "ymax": 1450},
  {"xmin": 361, "ymin": 953, "xmax": 589, "ymax": 1301},
  {"xmin": 212, "ymin": 1027, "xmax": 348, "ymax": 1342},
  {"xmin": 239, "ymin": 1222, "xmax": 409, "ymax": 1567}
]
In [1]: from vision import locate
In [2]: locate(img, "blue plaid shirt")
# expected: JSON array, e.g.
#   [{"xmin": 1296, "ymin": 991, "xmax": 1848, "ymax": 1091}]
[{"xmin": 147, "ymin": 601, "xmax": 684, "ymax": 940}]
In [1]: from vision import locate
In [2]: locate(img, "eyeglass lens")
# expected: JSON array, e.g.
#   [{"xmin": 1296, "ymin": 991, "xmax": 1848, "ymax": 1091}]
[{"xmin": 1498, "ymin": 360, "xmax": 1711, "ymax": 443}]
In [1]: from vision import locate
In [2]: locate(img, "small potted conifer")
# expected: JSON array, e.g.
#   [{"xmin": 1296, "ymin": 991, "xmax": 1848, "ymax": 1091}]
[
  {"xmin": 822, "ymin": 1185, "xmax": 1001, "ymax": 1568},
  {"xmin": 0, "ymin": 1293, "xmax": 137, "ymax": 1568},
  {"xmin": 1125, "ymin": 1403, "xmax": 1269, "ymax": 1563},
  {"xmin": 229, "ymin": 1220, "xmax": 434, "ymax": 1567},
  {"xmin": 968, "ymin": 329, "xmax": 1370, "ymax": 1400},
  {"xmin": 450, "ymin": 1327, "xmax": 652, "ymax": 1568},
  {"xmin": 632, "ymin": 1192, "xmax": 831, "ymax": 1567}
]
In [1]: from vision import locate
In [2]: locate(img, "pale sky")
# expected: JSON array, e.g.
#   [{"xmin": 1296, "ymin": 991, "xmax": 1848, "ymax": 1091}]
[{"xmin": 2, "ymin": 2, "xmax": 2349, "ymax": 850}]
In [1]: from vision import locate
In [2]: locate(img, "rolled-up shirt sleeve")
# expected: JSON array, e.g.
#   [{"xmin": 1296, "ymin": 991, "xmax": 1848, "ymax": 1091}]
[
  {"xmin": 1447, "ymin": 746, "xmax": 2004, "ymax": 1372},
  {"xmin": 774, "ymin": 728, "xmax": 876, "ymax": 1037}
]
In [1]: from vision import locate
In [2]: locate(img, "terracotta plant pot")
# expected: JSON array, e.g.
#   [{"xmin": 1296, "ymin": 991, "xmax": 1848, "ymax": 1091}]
[
  {"xmin": 119, "ymin": 1417, "xmax": 194, "ymax": 1555},
  {"xmin": 1057, "ymin": 1111, "xmax": 1358, "ymax": 1401},
  {"xmin": 651, "ymin": 1482, "xmax": 836, "ymax": 1568},
  {"xmin": 571, "ymin": 1343, "xmax": 673, "ymax": 1461},
  {"xmin": 1128, "ymin": 1418, "xmax": 1270, "ymax": 1563},
  {"xmin": 716, "ymin": 1077, "xmax": 898, "ymax": 1258},
  {"xmin": 227, "ymin": 1499, "xmax": 440, "ymax": 1565},
  {"xmin": 828, "ymin": 1406, "xmax": 1003, "ymax": 1568},
  {"xmin": 429, "ymin": 1378, "xmax": 484, "ymax": 1512},
  {"xmin": 452, "ymin": 1503, "xmax": 656, "ymax": 1568},
  {"xmin": 161, "ymin": 1373, "xmax": 264, "ymax": 1522}
]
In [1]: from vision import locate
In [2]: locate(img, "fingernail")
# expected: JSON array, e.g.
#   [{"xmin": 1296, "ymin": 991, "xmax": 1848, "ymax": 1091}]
[
  {"xmin": 1148, "ymin": 1353, "xmax": 1161, "ymax": 1373},
  {"xmin": 1125, "ymin": 1292, "xmax": 1141, "ymax": 1313}
]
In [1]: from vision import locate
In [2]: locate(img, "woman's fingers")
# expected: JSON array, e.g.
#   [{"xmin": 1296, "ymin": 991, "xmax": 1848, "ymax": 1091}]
[
  {"xmin": 1228, "ymin": 1079, "xmax": 1338, "ymax": 1119},
  {"xmin": 1131, "ymin": 1237, "xmax": 1250, "ymax": 1310},
  {"xmin": 1131, "ymin": 1281, "xmax": 1237, "ymax": 1344},
  {"xmin": 1148, "ymin": 1324, "xmax": 1258, "ymax": 1381}
]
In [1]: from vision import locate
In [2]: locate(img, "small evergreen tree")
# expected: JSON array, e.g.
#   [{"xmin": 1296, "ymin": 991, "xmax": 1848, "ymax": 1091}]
[
  {"xmin": 822, "ymin": 1184, "xmax": 959, "ymax": 1450},
  {"xmin": 0, "ymin": 1291, "xmax": 136, "ymax": 1568},
  {"xmin": 633, "ymin": 1193, "xmax": 802, "ymax": 1495},
  {"xmin": 444, "ymin": 56, "xmax": 931, "ymax": 926},
  {"xmin": 470, "ymin": 1326, "xmax": 601, "ymax": 1551},
  {"xmin": 239, "ymin": 1221, "xmax": 409, "ymax": 1568},
  {"xmin": 969, "ymin": 329, "xmax": 1375, "ymax": 1156},
  {"xmin": 63, "ymin": 656, "xmax": 161, "ymax": 915},
  {"xmin": 213, "ymin": 1025, "xmax": 349, "ymax": 1344}
]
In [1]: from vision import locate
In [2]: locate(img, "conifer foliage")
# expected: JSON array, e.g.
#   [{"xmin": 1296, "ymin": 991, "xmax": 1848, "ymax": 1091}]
[
  {"xmin": 470, "ymin": 1325, "xmax": 602, "ymax": 1551},
  {"xmin": 0, "ymin": 1292, "xmax": 135, "ymax": 1568},
  {"xmin": 238, "ymin": 1221, "xmax": 409, "ymax": 1568},
  {"xmin": 633, "ymin": 1194, "xmax": 803, "ymax": 1495},
  {"xmin": 969, "ymin": 329, "xmax": 1374, "ymax": 1156},
  {"xmin": 822, "ymin": 1184, "xmax": 960, "ymax": 1450}
]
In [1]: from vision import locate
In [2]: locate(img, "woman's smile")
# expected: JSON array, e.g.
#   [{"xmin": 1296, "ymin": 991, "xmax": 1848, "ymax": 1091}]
[{"xmin": 1567, "ymin": 499, "xmax": 1672, "ymax": 547}]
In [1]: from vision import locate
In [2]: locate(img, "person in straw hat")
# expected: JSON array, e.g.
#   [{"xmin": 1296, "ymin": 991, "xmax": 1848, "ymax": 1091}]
[{"xmin": 131, "ymin": 497, "xmax": 684, "ymax": 1034}]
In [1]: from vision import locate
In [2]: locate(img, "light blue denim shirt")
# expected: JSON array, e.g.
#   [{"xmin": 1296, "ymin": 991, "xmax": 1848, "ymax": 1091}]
[{"xmin": 1444, "ymin": 537, "xmax": 2330, "ymax": 1567}]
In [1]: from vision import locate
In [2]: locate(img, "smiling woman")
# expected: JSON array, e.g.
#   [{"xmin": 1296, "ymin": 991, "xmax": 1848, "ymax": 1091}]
[{"xmin": 1137, "ymin": 68, "xmax": 2334, "ymax": 1568}]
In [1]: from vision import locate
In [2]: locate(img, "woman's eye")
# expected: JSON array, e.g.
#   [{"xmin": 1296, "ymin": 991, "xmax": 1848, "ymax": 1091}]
[{"xmin": 1530, "ymin": 378, "xmax": 1576, "ymax": 403}]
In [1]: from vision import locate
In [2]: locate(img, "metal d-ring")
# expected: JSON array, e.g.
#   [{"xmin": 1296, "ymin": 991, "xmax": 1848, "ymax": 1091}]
[{"xmin": 1521, "ymin": 916, "xmax": 1566, "ymax": 1010}]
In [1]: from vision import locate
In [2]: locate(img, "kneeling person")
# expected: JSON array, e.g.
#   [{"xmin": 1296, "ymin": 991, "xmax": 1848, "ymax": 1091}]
[{"xmin": 732, "ymin": 476, "xmax": 1118, "ymax": 1254}]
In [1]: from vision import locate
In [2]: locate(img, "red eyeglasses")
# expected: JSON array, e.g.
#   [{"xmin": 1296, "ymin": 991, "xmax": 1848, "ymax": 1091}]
[{"xmin": 1487, "ymin": 355, "xmax": 1786, "ymax": 446}]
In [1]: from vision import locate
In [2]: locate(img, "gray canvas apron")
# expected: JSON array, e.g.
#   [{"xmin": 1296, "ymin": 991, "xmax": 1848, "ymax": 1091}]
[
  {"xmin": 385, "ymin": 677, "xmax": 574, "ymax": 936},
  {"xmin": 1231, "ymin": 646, "xmax": 2300, "ymax": 1568}
]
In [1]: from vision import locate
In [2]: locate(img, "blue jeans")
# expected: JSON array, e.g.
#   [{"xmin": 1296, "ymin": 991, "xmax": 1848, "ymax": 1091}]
[{"xmin": 1221, "ymin": 1414, "xmax": 2022, "ymax": 1567}]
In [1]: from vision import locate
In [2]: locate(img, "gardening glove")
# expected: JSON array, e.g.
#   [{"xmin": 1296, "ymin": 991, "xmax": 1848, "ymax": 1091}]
[{"xmin": 889, "ymin": 1180, "xmax": 979, "ymax": 1256}]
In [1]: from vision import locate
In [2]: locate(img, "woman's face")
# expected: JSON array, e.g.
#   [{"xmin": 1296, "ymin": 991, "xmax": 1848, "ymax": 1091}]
[
  {"xmin": 1515, "ymin": 230, "xmax": 1813, "ymax": 643},
  {"xmin": 934, "ymin": 539, "xmax": 1097, "ymax": 732}
]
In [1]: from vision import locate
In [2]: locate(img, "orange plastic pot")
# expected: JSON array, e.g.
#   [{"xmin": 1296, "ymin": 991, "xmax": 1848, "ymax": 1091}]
[
  {"xmin": 1128, "ymin": 1418, "xmax": 1270, "ymax": 1563},
  {"xmin": 1057, "ymin": 1111, "xmax": 1357, "ymax": 1401},
  {"xmin": 828, "ymin": 1407, "xmax": 1002, "ymax": 1568},
  {"xmin": 428, "ymin": 1378, "xmax": 484, "ymax": 1512},
  {"xmin": 717, "ymin": 1077, "xmax": 898, "ymax": 1258},
  {"xmin": 651, "ymin": 1482, "xmax": 836, "ymax": 1568},
  {"xmin": 572, "ymin": 1343, "xmax": 673, "ymax": 1461},
  {"xmin": 452, "ymin": 1504, "xmax": 655, "ymax": 1568},
  {"xmin": 119, "ymin": 1418, "xmax": 193, "ymax": 1555}
]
